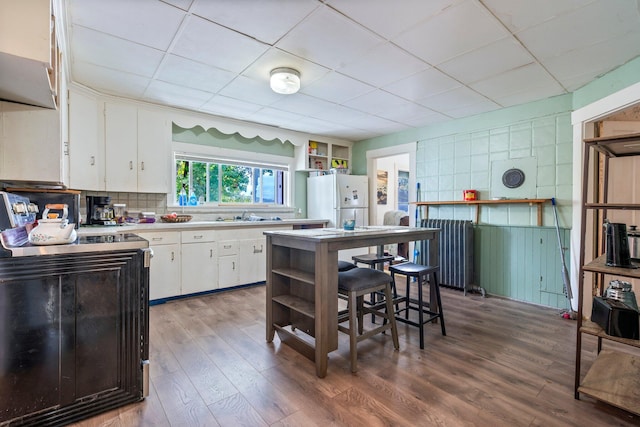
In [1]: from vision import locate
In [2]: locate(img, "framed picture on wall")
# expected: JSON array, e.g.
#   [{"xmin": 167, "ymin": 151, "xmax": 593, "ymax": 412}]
[
  {"xmin": 377, "ymin": 170, "xmax": 388, "ymax": 205},
  {"xmin": 398, "ymin": 170, "xmax": 409, "ymax": 212}
]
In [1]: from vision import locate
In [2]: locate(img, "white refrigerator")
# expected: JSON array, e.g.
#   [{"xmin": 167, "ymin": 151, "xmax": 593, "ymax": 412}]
[{"xmin": 307, "ymin": 174, "xmax": 369, "ymax": 229}]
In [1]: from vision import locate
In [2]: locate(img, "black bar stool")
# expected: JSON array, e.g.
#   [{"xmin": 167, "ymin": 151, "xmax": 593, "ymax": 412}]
[
  {"xmin": 337, "ymin": 267, "xmax": 399, "ymax": 373},
  {"xmin": 389, "ymin": 262, "xmax": 446, "ymax": 349},
  {"xmin": 338, "ymin": 260, "xmax": 357, "ymax": 272}
]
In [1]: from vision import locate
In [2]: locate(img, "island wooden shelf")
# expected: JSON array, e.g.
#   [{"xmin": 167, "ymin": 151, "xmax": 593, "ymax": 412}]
[{"xmin": 414, "ymin": 198, "xmax": 551, "ymax": 226}]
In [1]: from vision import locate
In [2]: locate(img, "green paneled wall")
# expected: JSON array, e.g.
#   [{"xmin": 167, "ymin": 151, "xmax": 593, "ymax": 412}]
[{"xmin": 474, "ymin": 224, "xmax": 571, "ymax": 309}]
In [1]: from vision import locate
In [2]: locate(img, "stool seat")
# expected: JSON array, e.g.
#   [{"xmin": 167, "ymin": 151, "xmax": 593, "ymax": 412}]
[
  {"xmin": 338, "ymin": 268, "xmax": 391, "ymax": 292},
  {"xmin": 389, "ymin": 262, "xmax": 437, "ymax": 276},
  {"xmin": 338, "ymin": 260, "xmax": 357, "ymax": 272},
  {"xmin": 352, "ymin": 253, "xmax": 394, "ymax": 266},
  {"xmin": 337, "ymin": 267, "xmax": 399, "ymax": 373},
  {"xmin": 390, "ymin": 262, "xmax": 445, "ymax": 349}
]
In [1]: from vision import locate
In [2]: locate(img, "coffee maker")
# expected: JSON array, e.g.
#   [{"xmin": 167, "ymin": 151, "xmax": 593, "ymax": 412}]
[{"xmin": 86, "ymin": 196, "xmax": 116, "ymax": 225}]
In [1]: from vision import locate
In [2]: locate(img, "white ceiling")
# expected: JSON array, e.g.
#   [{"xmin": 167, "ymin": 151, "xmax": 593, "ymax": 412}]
[{"xmin": 65, "ymin": 0, "xmax": 640, "ymax": 141}]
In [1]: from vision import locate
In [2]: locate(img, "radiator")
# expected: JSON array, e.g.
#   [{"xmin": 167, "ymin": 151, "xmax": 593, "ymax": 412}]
[{"xmin": 420, "ymin": 219, "xmax": 482, "ymax": 295}]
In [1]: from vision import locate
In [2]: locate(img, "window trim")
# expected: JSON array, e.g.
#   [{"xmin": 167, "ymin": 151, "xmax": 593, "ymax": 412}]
[{"xmin": 171, "ymin": 144, "xmax": 294, "ymax": 209}]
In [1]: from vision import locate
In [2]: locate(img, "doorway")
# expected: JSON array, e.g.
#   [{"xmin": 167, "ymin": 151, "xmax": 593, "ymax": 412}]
[{"xmin": 365, "ymin": 142, "xmax": 416, "ymax": 226}]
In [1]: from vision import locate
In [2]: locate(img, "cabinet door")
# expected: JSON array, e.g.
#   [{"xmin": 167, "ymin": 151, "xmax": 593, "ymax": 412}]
[
  {"xmin": 69, "ymin": 89, "xmax": 103, "ymax": 190},
  {"xmin": 181, "ymin": 242, "xmax": 217, "ymax": 294},
  {"xmin": 148, "ymin": 243, "xmax": 180, "ymax": 300},
  {"xmin": 0, "ymin": 101, "xmax": 63, "ymax": 184},
  {"xmin": 218, "ymin": 255, "xmax": 239, "ymax": 288},
  {"xmin": 239, "ymin": 238, "xmax": 266, "ymax": 284},
  {"xmin": 137, "ymin": 108, "xmax": 170, "ymax": 193},
  {"xmin": 105, "ymin": 102, "xmax": 137, "ymax": 192}
]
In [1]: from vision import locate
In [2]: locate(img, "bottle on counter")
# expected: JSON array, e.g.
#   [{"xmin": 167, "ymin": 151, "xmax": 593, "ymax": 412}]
[
  {"xmin": 179, "ymin": 184, "xmax": 187, "ymax": 206},
  {"xmin": 188, "ymin": 190, "xmax": 198, "ymax": 206}
]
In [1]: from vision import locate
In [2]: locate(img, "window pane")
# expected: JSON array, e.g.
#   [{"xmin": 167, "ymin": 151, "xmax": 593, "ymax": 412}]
[
  {"xmin": 208, "ymin": 164, "xmax": 219, "ymax": 203},
  {"xmin": 191, "ymin": 162, "xmax": 207, "ymax": 201},
  {"xmin": 221, "ymin": 165, "xmax": 252, "ymax": 203},
  {"xmin": 261, "ymin": 169, "xmax": 275, "ymax": 203},
  {"xmin": 175, "ymin": 160, "xmax": 189, "ymax": 202}
]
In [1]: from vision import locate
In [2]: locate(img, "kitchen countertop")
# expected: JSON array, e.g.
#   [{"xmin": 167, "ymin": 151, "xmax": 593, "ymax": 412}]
[{"xmin": 78, "ymin": 218, "xmax": 328, "ymax": 235}]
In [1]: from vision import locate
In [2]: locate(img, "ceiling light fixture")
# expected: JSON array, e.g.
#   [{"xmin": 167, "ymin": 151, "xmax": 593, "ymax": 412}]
[{"xmin": 270, "ymin": 67, "xmax": 300, "ymax": 94}]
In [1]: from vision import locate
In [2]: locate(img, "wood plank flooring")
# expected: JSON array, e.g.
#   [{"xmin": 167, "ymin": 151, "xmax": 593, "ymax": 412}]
[{"xmin": 70, "ymin": 284, "xmax": 640, "ymax": 426}]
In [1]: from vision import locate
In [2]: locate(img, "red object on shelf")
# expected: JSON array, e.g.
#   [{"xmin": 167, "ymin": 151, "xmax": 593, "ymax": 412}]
[{"xmin": 463, "ymin": 190, "xmax": 477, "ymax": 201}]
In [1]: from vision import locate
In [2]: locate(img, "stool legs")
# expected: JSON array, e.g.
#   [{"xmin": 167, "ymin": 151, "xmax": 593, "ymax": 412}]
[{"xmin": 391, "ymin": 267, "xmax": 445, "ymax": 349}]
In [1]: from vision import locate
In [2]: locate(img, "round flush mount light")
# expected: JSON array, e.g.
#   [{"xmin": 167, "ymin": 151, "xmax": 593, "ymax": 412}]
[
  {"xmin": 502, "ymin": 168, "xmax": 525, "ymax": 188},
  {"xmin": 270, "ymin": 67, "xmax": 300, "ymax": 95}
]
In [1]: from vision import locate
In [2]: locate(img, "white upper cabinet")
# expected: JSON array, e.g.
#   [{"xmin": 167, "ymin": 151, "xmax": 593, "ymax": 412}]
[
  {"xmin": 104, "ymin": 101, "xmax": 170, "ymax": 193},
  {"xmin": 0, "ymin": 100, "xmax": 65, "ymax": 185},
  {"xmin": 105, "ymin": 102, "xmax": 137, "ymax": 191},
  {"xmin": 68, "ymin": 88, "xmax": 103, "ymax": 190},
  {"xmin": 137, "ymin": 108, "xmax": 170, "ymax": 193},
  {"xmin": 0, "ymin": 0, "xmax": 61, "ymax": 109}
]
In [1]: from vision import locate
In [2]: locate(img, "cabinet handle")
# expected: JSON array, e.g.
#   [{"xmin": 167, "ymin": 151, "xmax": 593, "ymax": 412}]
[
  {"xmin": 209, "ymin": 249, "xmax": 213, "ymax": 258},
  {"xmin": 141, "ymin": 161, "xmax": 145, "ymax": 171},
  {"xmin": 223, "ymin": 244, "xmax": 232, "ymax": 249},
  {"xmin": 129, "ymin": 161, "xmax": 133, "ymax": 170},
  {"xmin": 152, "ymin": 237, "xmax": 163, "ymax": 242},
  {"xmin": 90, "ymin": 155, "xmax": 95, "ymax": 166},
  {"xmin": 193, "ymin": 235, "xmax": 203, "ymax": 239},
  {"xmin": 171, "ymin": 251, "xmax": 175, "ymax": 262},
  {"xmin": 232, "ymin": 261, "xmax": 235, "ymax": 270},
  {"xmin": 253, "ymin": 245, "xmax": 263, "ymax": 254}
]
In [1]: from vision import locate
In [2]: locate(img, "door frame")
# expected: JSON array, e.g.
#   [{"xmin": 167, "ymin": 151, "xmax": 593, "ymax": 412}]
[{"xmin": 365, "ymin": 142, "xmax": 417, "ymax": 226}]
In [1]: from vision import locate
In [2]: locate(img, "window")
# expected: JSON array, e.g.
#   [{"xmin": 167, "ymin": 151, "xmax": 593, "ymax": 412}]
[{"xmin": 175, "ymin": 154, "xmax": 287, "ymax": 206}]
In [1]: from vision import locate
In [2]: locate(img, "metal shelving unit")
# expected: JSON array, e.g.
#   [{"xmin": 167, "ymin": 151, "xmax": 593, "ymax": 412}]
[{"xmin": 574, "ymin": 132, "xmax": 640, "ymax": 416}]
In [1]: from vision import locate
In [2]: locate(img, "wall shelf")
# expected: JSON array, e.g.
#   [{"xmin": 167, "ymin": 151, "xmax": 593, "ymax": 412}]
[{"xmin": 415, "ymin": 199, "xmax": 552, "ymax": 226}]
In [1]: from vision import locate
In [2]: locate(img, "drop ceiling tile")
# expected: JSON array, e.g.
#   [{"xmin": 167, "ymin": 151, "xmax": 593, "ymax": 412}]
[
  {"xmin": 242, "ymin": 48, "xmax": 331, "ymax": 88},
  {"xmin": 326, "ymin": 0, "xmax": 463, "ymax": 39},
  {"xmin": 392, "ymin": 1, "xmax": 509, "ymax": 65},
  {"xmin": 162, "ymin": 0, "xmax": 194, "ymax": 11},
  {"xmin": 72, "ymin": 62, "xmax": 150, "ymax": 98},
  {"xmin": 470, "ymin": 63, "xmax": 565, "ymax": 101},
  {"xmin": 543, "ymin": 32, "xmax": 640, "ymax": 91},
  {"xmin": 343, "ymin": 90, "xmax": 418, "ymax": 115},
  {"xmin": 308, "ymin": 105, "xmax": 368, "ymax": 125},
  {"xmin": 517, "ymin": 0, "xmax": 640, "ymax": 60},
  {"xmin": 438, "ymin": 38, "xmax": 533, "ymax": 84},
  {"xmin": 301, "ymin": 72, "xmax": 375, "ymax": 103},
  {"xmin": 383, "ymin": 68, "xmax": 461, "ymax": 101},
  {"xmin": 442, "ymin": 99, "xmax": 501, "ymax": 119},
  {"xmin": 347, "ymin": 115, "xmax": 410, "ymax": 134},
  {"xmin": 144, "ymin": 80, "xmax": 213, "ymax": 109},
  {"xmin": 192, "ymin": 0, "xmax": 319, "ymax": 44},
  {"xmin": 157, "ymin": 55, "xmax": 236, "ymax": 93},
  {"xmin": 374, "ymin": 102, "xmax": 442, "ymax": 125},
  {"xmin": 276, "ymin": 6, "xmax": 384, "ymax": 70},
  {"xmin": 68, "ymin": 0, "xmax": 184, "ymax": 50},
  {"xmin": 417, "ymin": 86, "xmax": 490, "ymax": 111},
  {"xmin": 270, "ymin": 93, "xmax": 337, "ymax": 116},
  {"xmin": 481, "ymin": 0, "xmax": 594, "ymax": 32},
  {"xmin": 337, "ymin": 42, "xmax": 430, "ymax": 87},
  {"xmin": 219, "ymin": 75, "xmax": 284, "ymax": 106},
  {"xmin": 200, "ymin": 95, "xmax": 263, "ymax": 118},
  {"xmin": 70, "ymin": 26, "xmax": 164, "ymax": 78},
  {"xmin": 398, "ymin": 111, "xmax": 451, "ymax": 128},
  {"xmin": 493, "ymin": 84, "xmax": 567, "ymax": 108},
  {"xmin": 246, "ymin": 107, "xmax": 305, "ymax": 128},
  {"xmin": 172, "ymin": 15, "xmax": 269, "ymax": 72}
]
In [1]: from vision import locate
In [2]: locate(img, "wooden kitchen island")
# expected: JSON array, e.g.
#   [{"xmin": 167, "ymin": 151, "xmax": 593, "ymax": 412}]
[{"xmin": 264, "ymin": 226, "xmax": 439, "ymax": 377}]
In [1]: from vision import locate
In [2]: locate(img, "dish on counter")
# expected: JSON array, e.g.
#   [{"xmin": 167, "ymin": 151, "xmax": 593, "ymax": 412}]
[{"xmin": 160, "ymin": 214, "xmax": 192, "ymax": 223}]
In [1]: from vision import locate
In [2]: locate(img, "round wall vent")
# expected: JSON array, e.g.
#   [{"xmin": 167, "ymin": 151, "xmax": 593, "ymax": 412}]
[{"xmin": 502, "ymin": 168, "xmax": 525, "ymax": 188}]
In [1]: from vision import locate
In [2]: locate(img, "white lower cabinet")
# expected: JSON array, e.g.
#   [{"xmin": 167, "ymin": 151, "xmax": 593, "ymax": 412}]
[
  {"xmin": 138, "ymin": 225, "xmax": 293, "ymax": 300},
  {"xmin": 181, "ymin": 230, "xmax": 217, "ymax": 295},
  {"xmin": 217, "ymin": 240, "xmax": 239, "ymax": 289},
  {"xmin": 138, "ymin": 231, "xmax": 181, "ymax": 301},
  {"xmin": 239, "ymin": 238, "xmax": 266, "ymax": 285}
]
